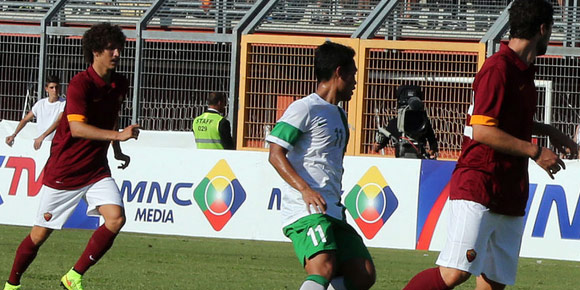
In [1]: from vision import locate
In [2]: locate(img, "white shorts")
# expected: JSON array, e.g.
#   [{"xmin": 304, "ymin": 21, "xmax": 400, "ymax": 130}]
[
  {"xmin": 436, "ymin": 200, "xmax": 524, "ymax": 285},
  {"xmin": 34, "ymin": 177, "xmax": 124, "ymax": 229}
]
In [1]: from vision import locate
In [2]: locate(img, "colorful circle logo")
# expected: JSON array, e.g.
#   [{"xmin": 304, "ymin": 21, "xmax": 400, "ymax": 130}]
[
  {"xmin": 204, "ymin": 176, "xmax": 234, "ymax": 216},
  {"xmin": 355, "ymin": 183, "xmax": 386, "ymax": 224}
]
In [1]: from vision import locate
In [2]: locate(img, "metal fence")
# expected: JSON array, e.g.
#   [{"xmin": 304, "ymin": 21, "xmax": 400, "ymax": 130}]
[
  {"xmin": 357, "ymin": 41, "xmax": 485, "ymax": 159},
  {"xmin": 0, "ymin": 0, "xmax": 256, "ymax": 130},
  {"xmin": 253, "ymin": 0, "xmax": 382, "ymax": 36},
  {"xmin": 377, "ymin": 0, "xmax": 509, "ymax": 40},
  {"xmin": 1, "ymin": 0, "xmax": 580, "ymax": 159},
  {"xmin": 0, "ymin": 34, "xmax": 40, "ymax": 121},
  {"xmin": 139, "ymin": 40, "xmax": 231, "ymax": 131},
  {"xmin": 237, "ymin": 35, "xmax": 360, "ymax": 154}
]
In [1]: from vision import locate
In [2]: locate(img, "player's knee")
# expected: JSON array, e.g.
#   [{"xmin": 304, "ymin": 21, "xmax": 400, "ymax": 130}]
[
  {"xmin": 105, "ymin": 215, "xmax": 126, "ymax": 232},
  {"xmin": 441, "ymin": 267, "xmax": 470, "ymax": 287},
  {"xmin": 305, "ymin": 252, "xmax": 336, "ymax": 280},
  {"xmin": 316, "ymin": 260, "xmax": 336, "ymax": 279},
  {"xmin": 30, "ymin": 227, "xmax": 53, "ymax": 246}
]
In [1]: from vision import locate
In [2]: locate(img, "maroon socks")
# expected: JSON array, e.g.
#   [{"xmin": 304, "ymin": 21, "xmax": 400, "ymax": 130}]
[
  {"xmin": 8, "ymin": 235, "xmax": 39, "ymax": 285},
  {"xmin": 73, "ymin": 225, "xmax": 117, "ymax": 274},
  {"xmin": 403, "ymin": 267, "xmax": 450, "ymax": 290}
]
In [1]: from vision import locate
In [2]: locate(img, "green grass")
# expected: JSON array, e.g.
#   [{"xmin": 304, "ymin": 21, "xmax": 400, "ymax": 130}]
[{"xmin": 0, "ymin": 225, "xmax": 578, "ymax": 289}]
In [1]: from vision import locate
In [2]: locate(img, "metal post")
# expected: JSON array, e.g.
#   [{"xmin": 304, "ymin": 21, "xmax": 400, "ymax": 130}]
[
  {"xmin": 133, "ymin": 0, "xmax": 166, "ymax": 125},
  {"xmin": 353, "ymin": 0, "xmax": 396, "ymax": 39},
  {"xmin": 230, "ymin": 0, "xmax": 271, "ymax": 144},
  {"xmin": 480, "ymin": 3, "xmax": 511, "ymax": 57},
  {"xmin": 38, "ymin": 0, "xmax": 67, "ymax": 101}
]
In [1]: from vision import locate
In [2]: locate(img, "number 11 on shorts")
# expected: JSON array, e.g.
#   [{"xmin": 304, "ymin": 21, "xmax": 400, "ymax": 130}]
[{"xmin": 307, "ymin": 225, "xmax": 327, "ymax": 246}]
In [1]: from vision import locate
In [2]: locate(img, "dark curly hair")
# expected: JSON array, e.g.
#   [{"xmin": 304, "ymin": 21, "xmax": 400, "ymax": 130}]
[
  {"xmin": 509, "ymin": 0, "xmax": 553, "ymax": 40},
  {"xmin": 82, "ymin": 22, "xmax": 126, "ymax": 64},
  {"xmin": 314, "ymin": 41, "xmax": 356, "ymax": 82}
]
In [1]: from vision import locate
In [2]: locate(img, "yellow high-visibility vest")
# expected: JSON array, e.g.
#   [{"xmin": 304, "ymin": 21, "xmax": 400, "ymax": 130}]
[{"xmin": 192, "ymin": 112, "xmax": 224, "ymax": 149}]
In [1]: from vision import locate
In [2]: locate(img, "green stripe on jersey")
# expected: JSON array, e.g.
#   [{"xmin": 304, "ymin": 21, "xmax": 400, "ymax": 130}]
[{"xmin": 270, "ymin": 121, "xmax": 303, "ymax": 145}]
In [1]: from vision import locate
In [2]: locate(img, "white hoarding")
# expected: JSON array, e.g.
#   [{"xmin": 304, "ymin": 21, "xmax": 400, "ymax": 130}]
[{"xmin": 1, "ymin": 120, "xmax": 579, "ymax": 261}]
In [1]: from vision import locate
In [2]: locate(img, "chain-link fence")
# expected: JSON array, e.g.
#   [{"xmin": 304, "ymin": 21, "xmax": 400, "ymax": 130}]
[
  {"xmin": 139, "ymin": 40, "xmax": 231, "ymax": 131},
  {"xmin": 1, "ymin": 0, "xmax": 580, "ymax": 159},
  {"xmin": 0, "ymin": 34, "xmax": 40, "ymax": 121},
  {"xmin": 238, "ymin": 36, "xmax": 359, "ymax": 153},
  {"xmin": 359, "ymin": 42, "xmax": 484, "ymax": 159}
]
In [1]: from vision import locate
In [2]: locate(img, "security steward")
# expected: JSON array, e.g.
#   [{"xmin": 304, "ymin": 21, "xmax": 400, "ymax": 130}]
[{"xmin": 192, "ymin": 92, "xmax": 234, "ymax": 149}]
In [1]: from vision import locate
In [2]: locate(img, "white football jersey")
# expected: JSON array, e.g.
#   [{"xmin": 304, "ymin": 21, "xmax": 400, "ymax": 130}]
[
  {"xmin": 266, "ymin": 93, "xmax": 349, "ymax": 226},
  {"xmin": 31, "ymin": 97, "xmax": 66, "ymax": 140}
]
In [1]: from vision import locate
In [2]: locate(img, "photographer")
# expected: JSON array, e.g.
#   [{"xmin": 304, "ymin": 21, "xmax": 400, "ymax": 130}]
[{"xmin": 373, "ymin": 85, "xmax": 438, "ymax": 159}]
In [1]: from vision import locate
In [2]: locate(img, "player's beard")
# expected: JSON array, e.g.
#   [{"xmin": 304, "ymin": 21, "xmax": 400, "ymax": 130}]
[{"xmin": 536, "ymin": 37, "xmax": 549, "ymax": 56}]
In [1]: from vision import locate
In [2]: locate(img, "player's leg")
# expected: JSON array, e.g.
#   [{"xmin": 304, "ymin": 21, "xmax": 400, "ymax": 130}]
[
  {"xmin": 5, "ymin": 226, "xmax": 53, "ymax": 288},
  {"xmin": 404, "ymin": 200, "xmax": 491, "ymax": 290},
  {"xmin": 475, "ymin": 213, "xmax": 524, "ymax": 290},
  {"xmin": 475, "ymin": 274, "xmax": 505, "ymax": 290},
  {"xmin": 333, "ymin": 219, "xmax": 375, "ymax": 290},
  {"xmin": 283, "ymin": 214, "xmax": 339, "ymax": 290},
  {"xmin": 303, "ymin": 251, "xmax": 336, "ymax": 289},
  {"xmin": 404, "ymin": 266, "xmax": 459, "ymax": 290},
  {"xmin": 71, "ymin": 177, "xmax": 125, "ymax": 275},
  {"xmin": 5, "ymin": 185, "xmax": 83, "ymax": 288}
]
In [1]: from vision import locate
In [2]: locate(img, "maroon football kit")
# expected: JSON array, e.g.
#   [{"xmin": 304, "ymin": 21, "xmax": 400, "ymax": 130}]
[
  {"xmin": 43, "ymin": 66, "xmax": 128, "ymax": 190},
  {"xmin": 450, "ymin": 43, "xmax": 537, "ymax": 216}
]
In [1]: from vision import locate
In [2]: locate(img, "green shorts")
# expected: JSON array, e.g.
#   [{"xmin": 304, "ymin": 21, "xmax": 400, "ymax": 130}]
[{"xmin": 283, "ymin": 214, "xmax": 372, "ymax": 267}]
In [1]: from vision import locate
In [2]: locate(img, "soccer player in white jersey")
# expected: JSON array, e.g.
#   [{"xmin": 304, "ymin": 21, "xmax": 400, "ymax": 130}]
[
  {"xmin": 266, "ymin": 41, "xmax": 375, "ymax": 290},
  {"xmin": 5, "ymin": 74, "xmax": 66, "ymax": 150}
]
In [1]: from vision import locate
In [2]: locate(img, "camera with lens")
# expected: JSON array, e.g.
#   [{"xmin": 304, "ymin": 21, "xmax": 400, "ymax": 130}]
[{"xmin": 375, "ymin": 85, "xmax": 438, "ymax": 159}]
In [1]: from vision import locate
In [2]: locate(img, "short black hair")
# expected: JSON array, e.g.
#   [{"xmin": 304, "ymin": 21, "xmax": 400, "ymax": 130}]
[
  {"xmin": 207, "ymin": 92, "xmax": 227, "ymax": 106},
  {"xmin": 82, "ymin": 22, "xmax": 126, "ymax": 64},
  {"xmin": 509, "ymin": 0, "xmax": 553, "ymax": 40},
  {"xmin": 45, "ymin": 74, "xmax": 60, "ymax": 85},
  {"xmin": 314, "ymin": 41, "xmax": 356, "ymax": 82}
]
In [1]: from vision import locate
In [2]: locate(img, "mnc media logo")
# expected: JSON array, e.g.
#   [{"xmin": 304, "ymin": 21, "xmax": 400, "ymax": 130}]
[
  {"xmin": 194, "ymin": 159, "xmax": 246, "ymax": 231},
  {"xmin": 345, "ymin": 166, "xmax": 398, "ymax": 239}
]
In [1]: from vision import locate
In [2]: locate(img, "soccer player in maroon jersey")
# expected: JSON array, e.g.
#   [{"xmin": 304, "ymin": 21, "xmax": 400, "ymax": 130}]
[
  {"xmin": 3, "ymin": 23, "xmax": 140, "ymax": 290},
  {"xmin": 403, "ymin": 0, "xmax": 578, "ymax": 289}
]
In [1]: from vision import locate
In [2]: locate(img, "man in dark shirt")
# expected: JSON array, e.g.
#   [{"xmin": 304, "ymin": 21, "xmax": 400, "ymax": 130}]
[
  {"xmin": 403, "ymin": 1, "xmax": 577, "ymax": 289},
  {"xmin": 192, "ymin": 92, "xmax": 234, "ymax": 149},
  {"xmin": 3, "ymin": 23, "xmax": 140, "ymax": 290}
]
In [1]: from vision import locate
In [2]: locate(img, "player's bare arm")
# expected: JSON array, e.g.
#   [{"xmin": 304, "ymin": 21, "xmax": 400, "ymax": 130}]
[
  {"xmin": 5, "ymin": 111, "xmax": 35, "ymax": 146},
  {"xmin": 33, "ymin": 112, "xmax": 63, "ymax": 150},
  {"xmin": 473, "ymin": 124, "xmax": 564, "ymax": 179},
  {"xmin": 111, "ymin": 121, "xmax": 135, "ymax": 169},
  {"xmin": 532, "ymin": 121, "xmax": 579, "ymax": 157},
  {"xmin": 268, "ymin": 143, "xmax": 327, "ymax": 214},
  {"xmin": 69, "ymin": 121, "xmax": 140, "ymax": 142},
  {"xmin": 112, "ymin": 140, "xmax": 130, "ymax": 169}
]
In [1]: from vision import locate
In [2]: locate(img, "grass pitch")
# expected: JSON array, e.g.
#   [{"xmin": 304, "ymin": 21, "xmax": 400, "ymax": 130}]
[{"xmin": 0, "ymin": 225, "xmax": 578, "ymax": 289}]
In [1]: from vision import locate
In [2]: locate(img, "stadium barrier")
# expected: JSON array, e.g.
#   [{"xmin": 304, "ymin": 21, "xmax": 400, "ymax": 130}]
[
  {"xmin": 1, "ymin": 120, "xmax": 579, "ymax": 262},
  {"xmin": 238, "ymin": 35, "xmax": 486, "ymax": 159}
]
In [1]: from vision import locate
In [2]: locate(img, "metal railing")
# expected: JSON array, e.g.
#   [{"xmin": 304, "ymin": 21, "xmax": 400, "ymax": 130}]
[{"xmin": 1, "ymin": 0, "xmax": 579, "ymax": 159}]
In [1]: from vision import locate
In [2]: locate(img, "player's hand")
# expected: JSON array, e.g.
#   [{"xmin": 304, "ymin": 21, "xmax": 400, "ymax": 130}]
[
  {"xmin": 118, "ymin": 124, "xmax": 140, "ymax": 141},
  {"xmin": 426, "ymin": 149, "xmax": 438, "ymax": 159},
  {"xmin": 33, "ymin": 136, "xmax": 44, "ymax": 150},
  {"xmin": 115, "ymin": 152, "xmax": 131, "ymax": 169},
  {"xmin": 372, "ymin": 142, "xmax": 383, "ymax": 153},
  {"xmin": 6, "ymin": 135, "xmax": 15, "ymax": 147},
  {"xmin": 535, "ymin": 147, "xmax": 566, "ymax": 179},
  {"xmin": 301, "ymin": 188, "xmax": 327, "ymax": 214},
  {"xmin": 549, "ymin": 134, "xmax": 578, "ymax": 158}
]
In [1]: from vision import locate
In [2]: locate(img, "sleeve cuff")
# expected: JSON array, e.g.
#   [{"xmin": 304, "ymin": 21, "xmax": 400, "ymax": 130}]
[
  {"xmin": 470, "ymin": 115, "xmax": 498, "ymax": 126},
  {"xmin": 67, "ymin": 114, "xmax": 86, "ymax": 122}
]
